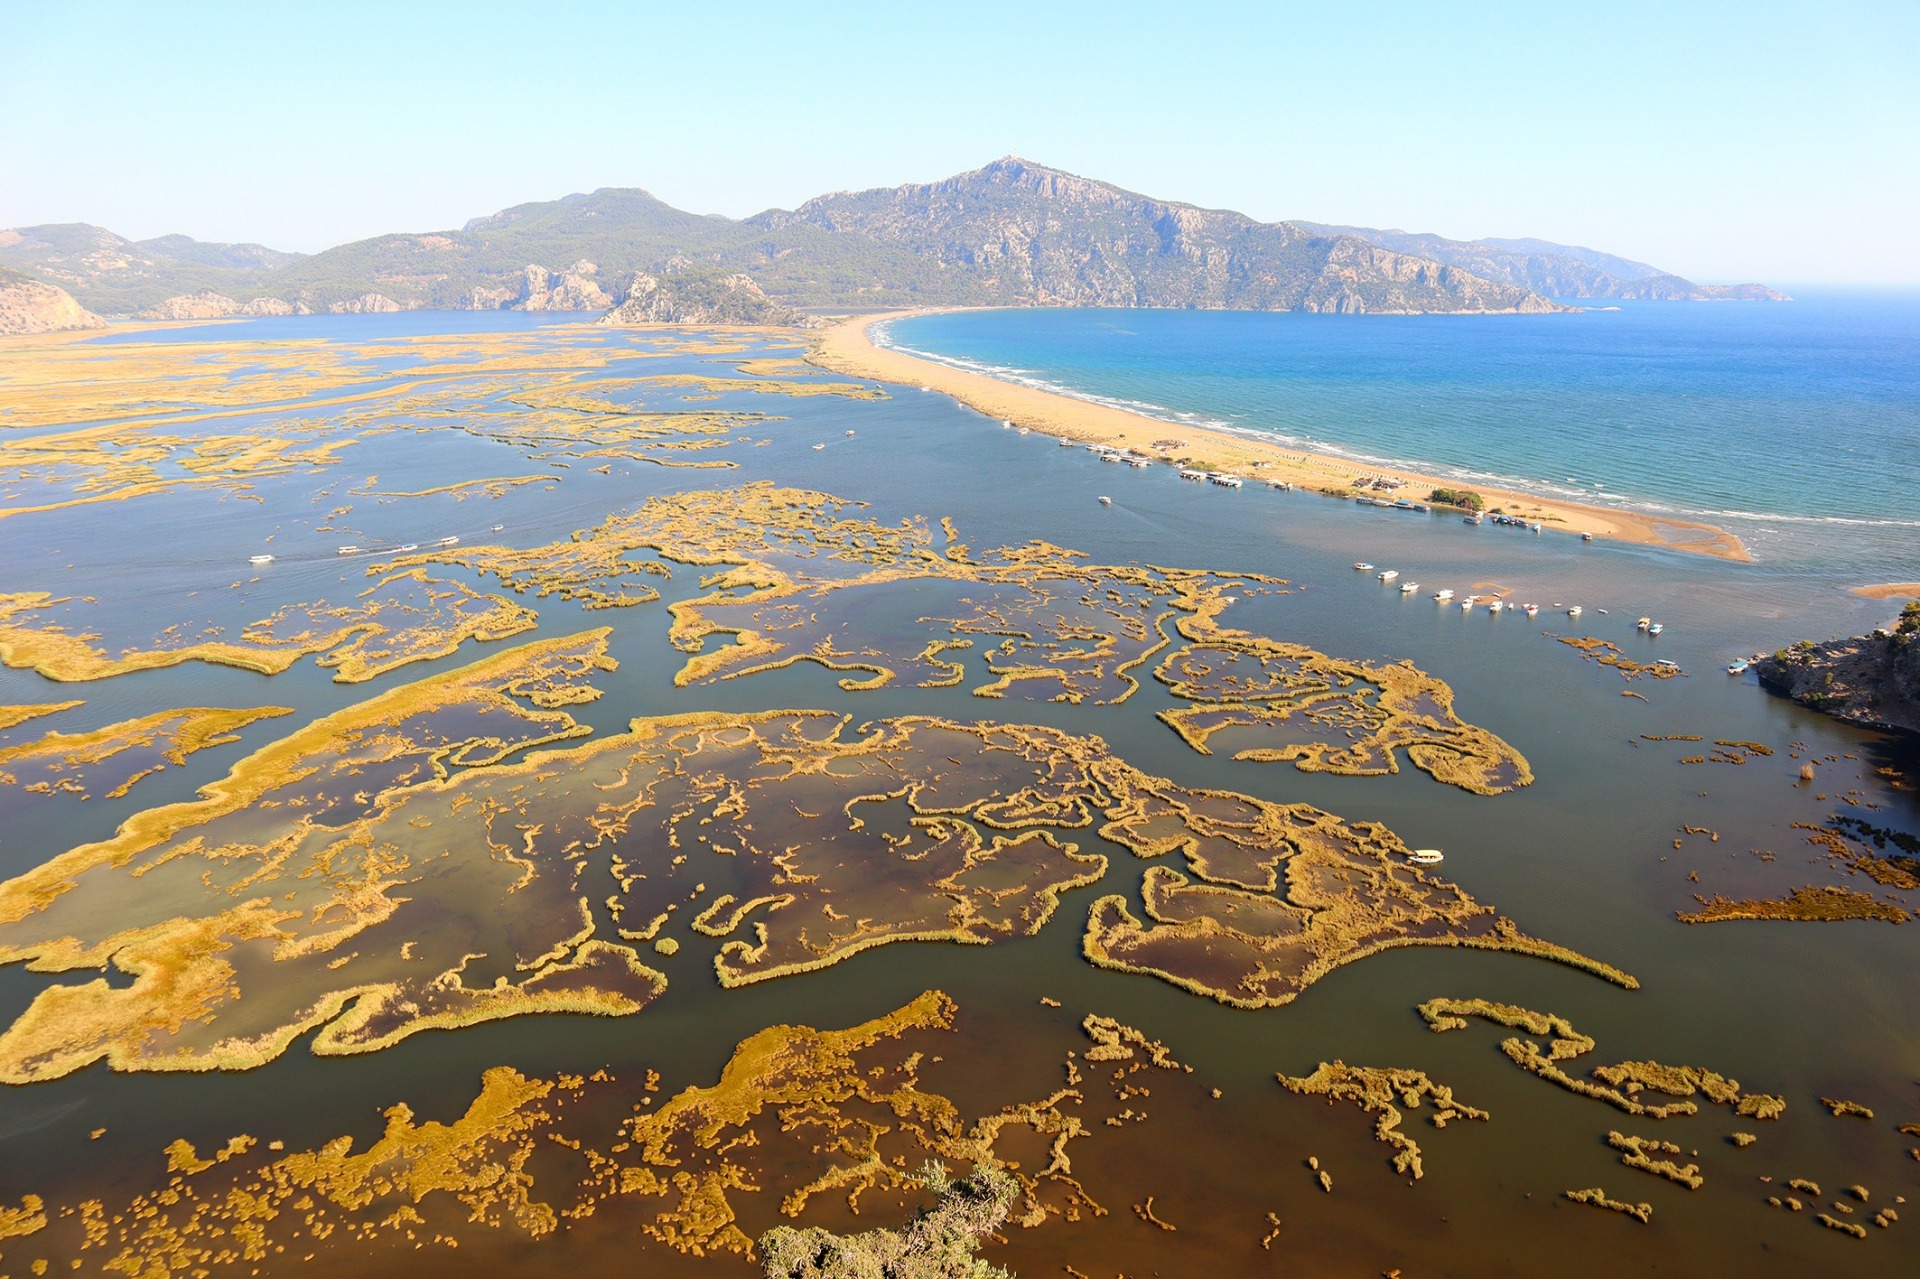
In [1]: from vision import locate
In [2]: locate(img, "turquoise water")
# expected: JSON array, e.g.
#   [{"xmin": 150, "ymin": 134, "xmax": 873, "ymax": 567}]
[{"xmin": 883, "ymin": 296, "xmax": 1920, "ymax": 577}]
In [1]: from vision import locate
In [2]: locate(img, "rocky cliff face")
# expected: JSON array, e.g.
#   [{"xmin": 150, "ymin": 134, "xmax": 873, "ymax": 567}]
[
  {"xmin": 0, "ymin": 267, "xmax": 107, "ymax": 334},
  {"xmin": 464, "ymin": 262, "xmax": 614, "ymax": 311},
  {"xmin": 596, "ymin": 272, "xmax": 803, "ymax": 326},
  {"xmin": 759, "ymin": 158, "xmax": 1562, "ymax": 314},
  {"xmin": 329, "ymin": 293, "xmax": 405, "ymax": 314},
  {"xmin": 137, "ymin": 292, "xmax": 307, "ymax": 319},
  {"xmin": 1754, "ymin": 606, "xmax": 1920, "ymax": 735}
]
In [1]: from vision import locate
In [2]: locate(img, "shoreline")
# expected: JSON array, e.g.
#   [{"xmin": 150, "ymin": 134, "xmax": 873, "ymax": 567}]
[
  {"xmin": 1850, "ymin": 583, "xmax": 1920, "ymax": 601},
  {"xmin": 810, "ymin": 309, "xmax": 1753, "ymax": 563}
]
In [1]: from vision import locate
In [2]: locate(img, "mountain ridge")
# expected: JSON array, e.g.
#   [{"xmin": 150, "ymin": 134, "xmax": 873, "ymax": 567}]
[
  {"xmin": 1292, "ymin": 220, "xmax": 1790, "ymax": 302},
  {"xmin": 0, "ymin": 158, "xmax": 1785, "ymax": 321}
]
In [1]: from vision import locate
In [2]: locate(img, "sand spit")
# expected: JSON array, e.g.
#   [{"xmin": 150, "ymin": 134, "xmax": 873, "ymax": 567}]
[
  {"xmin": 812, "ymin": 311, "xmax": 1752, "ymax": 563},
  {"xmin": 1850, "ymin": 583, "xmax": 1920, "ymax": 601}
]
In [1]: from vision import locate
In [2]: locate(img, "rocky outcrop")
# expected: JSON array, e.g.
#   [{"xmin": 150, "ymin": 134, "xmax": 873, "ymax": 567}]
[
  {"xmin": 0, "ymin": 267, "xmax": 107, "ymax": 334},
  {"xmin": 596, "ymin": 272, "xmax": 805, "ymax": 327},
  {"xmin": 516, "ymin": 261, "xmax": 614, "ymax": 311},
  {"xmin": 329, "ymin": 293, "xmax": 404, "ymax": 314},
  {"xmin": 240, "ymin": 296, "xmax": 302, "ymax": 316},
  {"xmin": 138, "ymin": 290, "xmax": 243, "ymax": 320},
  {"xmin": 1754, "ymin": 605, "xmax": 1920, "ymax": 736}
]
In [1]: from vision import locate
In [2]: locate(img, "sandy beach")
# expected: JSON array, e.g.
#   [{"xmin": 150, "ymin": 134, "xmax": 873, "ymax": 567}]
[
  {"xmin": 811, "ymin": 310, "xmax": 1753, "ymax": 563},
  {"xmin": 1849, "ymin": 582, "xmax": 1920, "ymax": 600}
]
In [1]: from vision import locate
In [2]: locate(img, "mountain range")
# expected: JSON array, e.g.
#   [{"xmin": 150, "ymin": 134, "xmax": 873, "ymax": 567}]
[{"xmin": 0, "ymin": 158, "xmax": 1786, "ymax": 332}]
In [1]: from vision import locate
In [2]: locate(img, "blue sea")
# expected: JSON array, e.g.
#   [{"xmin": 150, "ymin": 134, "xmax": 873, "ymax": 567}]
[{"xmin": 882, "ymin": 295, "xmax": 1920, "ymax": 579}]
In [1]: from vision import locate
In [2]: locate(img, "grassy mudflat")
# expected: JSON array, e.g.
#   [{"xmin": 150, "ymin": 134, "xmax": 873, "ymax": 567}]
[
  {"xmin": 0, "ymin": 314, "xmax": 1912, "ymax": 1279},
  {"xmin": 814, "ymin": 311, "xmax": 1754, "ymax": 561}
]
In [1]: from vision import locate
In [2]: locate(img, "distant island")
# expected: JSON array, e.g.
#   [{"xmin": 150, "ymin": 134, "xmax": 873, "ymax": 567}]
[{"xmin": 0, "ymin": 157, "xmax": 1788, "ymax": 332}]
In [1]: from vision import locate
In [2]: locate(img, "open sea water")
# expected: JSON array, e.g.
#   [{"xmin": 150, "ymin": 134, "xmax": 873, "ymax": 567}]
[{"xmin": 882, "ymin": 295, "xmax": 1920, "ymax": 582}]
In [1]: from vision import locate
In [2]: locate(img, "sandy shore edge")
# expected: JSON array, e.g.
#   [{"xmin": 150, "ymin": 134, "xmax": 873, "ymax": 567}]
[
  {"xmin": 1850, "ymin": 583, "xmax": 1920, "ymax": 601},
  {"xmin": 810, "ymin": 310, "xmax": 1753, "ymax": 563}
]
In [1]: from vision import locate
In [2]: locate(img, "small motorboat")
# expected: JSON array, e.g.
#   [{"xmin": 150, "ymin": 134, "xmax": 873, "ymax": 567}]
[
  {"xmin": 1433, "ymin": 588, "xmax": 1454, "ymax": 600},
  {"xmin": 1636, "ymin": 617, "xmax": 1652, "ymax": 631},
  {"xmin": 1655, "ymin": 659, "xmax": 1680, "ymax": 670},
  {"xmin": 1098, "ymin": 496, "xmax": 1112, "ymax": 506},
  {"xmin": 1400, "ymin": 582, "xmax": 1419, "ymax": 594},
  {"xmin": 249, "ymin": 554, "xmax": 274, "ymax": 565},
  {"xmin": 1487, "ymin": 600, "xmax": 1503, "ymax": 613},
  {"xmin": 336, "ymin": 545, "xmax": 360, "ymax": 556},
  {"xmin": 1378, "ymin": 569, "xmax": 1399, "ymax": 581},
  {"xmin": 1354, "ymin": 562, "xmax": 1374, "ymax": 571},
  {"xmin": 812, "ymin": 443, "xmax": 826, "ymax": 450},
  {"xmin": 1407, "ymin": 849, "xmax": 1445, "ymax": 865},
  {"xmin": 398, "ymin": 543, "xmax": 418, "ymax": 552},
  {"xmin": 491, "ymin": 525, "xmax": 504, "ymax": 532},
  {"xmin": 1523, "ymin": 603, "xmax": 1539, "ymax": 617},
  {"xmin": 1127, "ymin": 457, "xmax": 1151, "ymax": 468},
  {"xmin": 1581, "ymin": 531, "xmax": 1595, "ymax": 542},
  {"xmin": 1648, "ymin": 623, "xmax": 1665, "ymax": 636},
  {"xmin": 1017, "ymin": 428, "xmax": 1031, "ymax": 435},
  {"xmin": 1001, "ymin": 419, "xmax": 1013, "ymax": 427},
  {"xmin": 1464, "ymin": 513, "xmax": 1483, "ymax": 525},
  {"xmin": 1059, "ymin": 438, "xmax": 1077, "ymax": 447},
  {"xmin": 1567, "ymin": 605, "xmax": 1582, "ymax": 617},
  {"xmin": 437, "ymin": 536, "xmax": 459, "ymax": 547},
  {"xmin": 1728, "ymin": 659, "xmax": 1750, "ymax": 675}
]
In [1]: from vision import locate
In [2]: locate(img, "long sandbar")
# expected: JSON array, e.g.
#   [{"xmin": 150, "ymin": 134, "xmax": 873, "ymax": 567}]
[{"xmin": 812, "ymin": 310, "xmax": 1752, "ymax": 563}]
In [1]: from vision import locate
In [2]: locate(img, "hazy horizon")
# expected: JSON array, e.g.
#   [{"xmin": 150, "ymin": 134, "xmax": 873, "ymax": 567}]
[{"xmin": 3, "ymin": 0, "xmax": 1916, "ymax": 285}]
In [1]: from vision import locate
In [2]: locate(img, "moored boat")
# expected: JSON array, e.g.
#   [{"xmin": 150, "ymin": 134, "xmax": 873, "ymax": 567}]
[
  {"xmin": 1648, "ymin": 622, "xmax": 1665, "ymax": 635},
  {"xmin": 1727, "ymin": 659, "xmax": 1750, "ymax": 675},
  {"xmin": 437, "ymin": 536, "xmax": 459, "ymax": 546},
  {"xmin": 1406, "ymin": 848, "xmax": 1445, "ymax": 864},
  {"xmin": 1433, "ymin": 588, "xmax": 1454, "ymax": 600},
  {"xmin": 1567, "ymin": 605, "xmax": 1582, "ymax": 617},
  {"xmin": 1378, "ymin": 569, "xmax": 1399, "ymax": 581},
  {"xmin": 249, "ymin": 554, "xmax": 274, "ymax": 565},
  {"xmin": 1636, "ymin": 617, "xmax": 1652, "ymax": 631},
  {"xmin": 336, "ymin": 545, "xmax": 360, "ymax": 555},
  {"xmin": 1400, "ymin": 582, "xmax": 1419, "ymax": 593},
  {"xmin": 1354, "ymin": 562, "xmax": 1373, "ymax": 571}
]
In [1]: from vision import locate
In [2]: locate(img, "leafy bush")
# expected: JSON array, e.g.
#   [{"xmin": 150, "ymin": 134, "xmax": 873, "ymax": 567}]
[{"xmin": 1428, "ymin": 487, "xmax": 1485, "ymax": 511}]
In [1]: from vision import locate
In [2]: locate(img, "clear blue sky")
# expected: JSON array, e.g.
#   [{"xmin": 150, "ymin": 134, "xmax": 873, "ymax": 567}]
[{"xmin": 4, "ymin": 0, "xmax": 1916, "ymax": 284}]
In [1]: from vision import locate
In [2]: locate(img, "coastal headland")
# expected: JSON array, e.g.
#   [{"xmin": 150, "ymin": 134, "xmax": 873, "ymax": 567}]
[{"xmin": 813, "ymin": 310, "xmax": 1753, "ymax": 562}]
